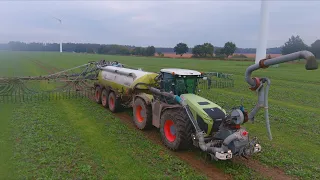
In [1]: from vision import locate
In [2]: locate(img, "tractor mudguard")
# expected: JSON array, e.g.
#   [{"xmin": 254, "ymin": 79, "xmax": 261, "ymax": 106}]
[
  {"xmin": 151, "ymin": 100, "xmax": 181, "ymax": 128},
  {"xmin": 134, "ymin": 93, "xmax": 154, "ymax": 105}
]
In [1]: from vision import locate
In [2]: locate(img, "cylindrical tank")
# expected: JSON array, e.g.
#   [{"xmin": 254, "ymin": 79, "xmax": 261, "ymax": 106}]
[{"xmin": 97, "ymin": 66, "xmax": 158, "ymax": 93}]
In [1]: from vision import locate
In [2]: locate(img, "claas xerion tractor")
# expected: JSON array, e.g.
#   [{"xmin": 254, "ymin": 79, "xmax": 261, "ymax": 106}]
[{"xmin": 93, "ymin": 51, "xmax": 318, "ymax": 161}]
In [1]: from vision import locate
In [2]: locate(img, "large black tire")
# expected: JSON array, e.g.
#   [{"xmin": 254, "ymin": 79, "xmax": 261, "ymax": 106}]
[
  {"xmin": 160, "ymin": 108, "xmax": 194, "ymax": 151},
  {"xmin": 101, "ymin": 89, "xmax": 109, "ymax": 108},
  {"xmin": 133, "ymin": 97, "xmax": 152, "ymax": 130},
  {"xmin": 95, "ymin": 86, "xmax": 102, "ymax": 104},
  {"xmin": 108, "ymin": 91, "xmax": 120, "ymax": 113}
]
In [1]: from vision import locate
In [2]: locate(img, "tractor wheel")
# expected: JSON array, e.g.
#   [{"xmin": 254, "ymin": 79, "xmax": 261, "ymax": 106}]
[
  {"xmin": 160, "ymin": 108, "xmax": 194, "ymax": 151},
  {"xmin": 133, "ymin": 97, "xmax": 152, "ymax": 130},
  {"xmin": 108, "ymin": 91, "xmax": 120, "ymax": 113},
  {"xmin": 95, "ymin": 86, "xmax": 102, "ymax": 104},
  {"xmin": 101, "ymin": 89, "xmax": 109, "ymax": 108}
]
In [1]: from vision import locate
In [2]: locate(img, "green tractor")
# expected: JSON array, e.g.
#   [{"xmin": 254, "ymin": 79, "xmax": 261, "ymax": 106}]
[{"xmin": 143, "ymin": 68, "xmax": 256, "ymax": 160}]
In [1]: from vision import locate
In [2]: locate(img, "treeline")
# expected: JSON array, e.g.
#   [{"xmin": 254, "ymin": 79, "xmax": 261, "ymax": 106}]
[
  {"xmin": 172, "ymin": 42, "xmax": 238, "ymax": 58},
  {"xmin": 1, "ymin": 42, "xmax": 62, "ymax": 52},
  {"xmin": 153, "ymin": 47, "xmax": 282, "ymax": 54},
  {"xmin": 0, "ymin": 41, "xmax": 156, "ymax": 56},
  {"xmin": 2, "ymin": 35, "xmax": 320, "ymax": 58},
  {"xmin": 233, "ymin": 47, "xmax": 281, "ymax": 54},
  {"xmin": 0, "ymin": 41, "xmax": 280, "ymax": 55}
]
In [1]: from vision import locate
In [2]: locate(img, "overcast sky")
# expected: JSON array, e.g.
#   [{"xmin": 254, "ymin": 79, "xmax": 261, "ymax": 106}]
[{"xmin": 0, "ymin": 1, "xmax": 319, "ymax": 48}]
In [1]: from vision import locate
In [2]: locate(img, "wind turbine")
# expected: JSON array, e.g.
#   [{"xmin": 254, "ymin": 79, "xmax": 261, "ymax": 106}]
[
  {"xmin": 53, "ymin": 17, "xmax": 62, "ymax": 53},
  {"xmin": 255, "ymin": 0, "xmax": 269, "ymax": 64}
]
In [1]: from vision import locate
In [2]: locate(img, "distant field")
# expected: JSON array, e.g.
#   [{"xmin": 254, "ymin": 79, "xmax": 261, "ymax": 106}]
[
  {"xmin": 155, "ymin": 53, "xmax": 193, "ymax": 58},
  {"xmin": 154, "ymin": 52, "xmax": 282, "ymax": 59},
  {"xmin": 233, "ymin": 53, "xmax": 282, "ymax": 58},
  {"xmin": 0, "ymin": 51, "xmax": 319, "ymax": 180}
]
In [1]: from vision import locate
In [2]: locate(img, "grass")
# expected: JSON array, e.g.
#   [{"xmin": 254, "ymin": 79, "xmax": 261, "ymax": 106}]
[
  {"xmin": 0, "ymin": 51, "xmax": 319, "ymax": 179},
  {"xmin": 10, "ymin": 99, "xmax": 207, "ymax": 179},
  {"xmin": 0, "ymin": 104, "xmax": 16, "ymax": 180}
]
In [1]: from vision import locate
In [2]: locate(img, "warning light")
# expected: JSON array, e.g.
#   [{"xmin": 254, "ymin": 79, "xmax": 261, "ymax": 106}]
[{"xmin": 242, "ymin": 131, "xmax": 248, "ymax": 136}]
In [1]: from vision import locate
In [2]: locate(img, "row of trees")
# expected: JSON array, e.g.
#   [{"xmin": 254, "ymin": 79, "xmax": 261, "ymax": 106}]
[
  {"xmin": 172, "ymin": 36, "xmax": 320, "ymax": 59},
  {"xmin": 173, "ymin": 42, "xmax": 237, "ymax": 58}
]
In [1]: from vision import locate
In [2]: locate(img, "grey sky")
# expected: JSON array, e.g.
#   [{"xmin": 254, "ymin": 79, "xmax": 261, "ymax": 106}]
[{"xmin": 0, "ymin": 1, "xmax": 319, "ymax": 48}]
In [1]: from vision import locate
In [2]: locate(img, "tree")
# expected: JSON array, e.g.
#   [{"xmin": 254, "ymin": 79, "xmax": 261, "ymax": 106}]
[
  {"xmin": 174, "ymin": 43, "xmax": 189, "ymax": 56},
  {"xmin": 202, "ymin": 43, "xmax": 214, "ymax": 57},
  {"xmin": 146, "ymin": 46, "xmax": 155, "ymax": 56},
  {"xmin": 214, "ymin": 47, "xmax": 226, "ymax": 58},
  {"xmin": 311, "ymin": 39, "xmax": 320, "ymax": 58},
  {"xmin": 192, "ymin": 45, "xmax": 205, "ymax": 57},
  {"xmin": 281, "ymin": 35, "xmax": 309, "ymax": 55},
  {"xmin": 87, "ymin": 48, "xmax": 95, "ymax": 54},
  {"xmin": 192, "ymin": 43, "xmax": 214, "ymax": 57},
  {"xmin": 157, "ymin": 52, "xmax": 164, "ymax": 57},
  {"xmin": 132, "ymin": 47, "xmax": 142, "ymax": 55},
  {"xmin": 222, "ymin": 42, "xmax": 236, "ymax": 57}
]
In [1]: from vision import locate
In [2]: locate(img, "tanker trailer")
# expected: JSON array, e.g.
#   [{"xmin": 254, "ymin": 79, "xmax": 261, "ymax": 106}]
[{"xmin": 94, "ymin": 65, "xmax": 158, "ymax": 113}]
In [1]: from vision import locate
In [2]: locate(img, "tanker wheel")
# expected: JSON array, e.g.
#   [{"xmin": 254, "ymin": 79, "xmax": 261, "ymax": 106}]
[
  {"xmin": 95, "ymin": 86, "xmax": 102, "ymax": 104},
  {"xmin": 108, "ymin": 91, "xmax": 120, "ymax": 113},
  {"xmin": 101, "ymin": 89, "xmax": 109, "ymax": 108},
  {"xmin": 133, "ymin": 97, "xmax": 152, "ymax": 130},
  {"xmin": 160, "ymin": 108, "xmax": 194, "ymax": 151}
]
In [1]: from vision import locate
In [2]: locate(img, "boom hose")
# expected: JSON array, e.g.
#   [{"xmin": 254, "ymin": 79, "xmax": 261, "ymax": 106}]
[{"xmin": 245, "ymin": 50, "xmax": 317, "ymax": 89}]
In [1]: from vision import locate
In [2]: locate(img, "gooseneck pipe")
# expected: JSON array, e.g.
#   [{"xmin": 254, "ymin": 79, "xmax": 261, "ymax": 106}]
[
  {"xmin": 245, "ymin": 50, "xmax": 317, "ymax": 90},
  {"xmin": 245, "ymin": 51, "xmax": 318, "ymax": 140}
]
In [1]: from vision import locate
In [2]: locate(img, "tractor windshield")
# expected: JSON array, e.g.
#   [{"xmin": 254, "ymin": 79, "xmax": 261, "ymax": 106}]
[
  {"xmin": 160, "ymin": 72, "xmax": 200, "ymax": 96},
  {"xmin": 175, "ymin": 76, "xmax": 198, "ymax": 95}
]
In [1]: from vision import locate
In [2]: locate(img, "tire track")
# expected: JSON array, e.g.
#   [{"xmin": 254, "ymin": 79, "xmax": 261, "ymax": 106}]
[
  {"xmin": 115, "ymin": 112, "xmax": 231, "ymax": 180},
  {"xmin": 31, "ymin": 60, "xmax": 56, "ymax": 74},
  {"xmin": 112, "ymin": 111, "xmax": 298, "ymax": 180}
]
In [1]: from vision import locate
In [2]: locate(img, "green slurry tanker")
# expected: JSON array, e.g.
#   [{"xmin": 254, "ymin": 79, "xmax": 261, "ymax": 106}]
[{"xmin": 93, "ymin": 51, "xmax": 318, "ymax": 161}]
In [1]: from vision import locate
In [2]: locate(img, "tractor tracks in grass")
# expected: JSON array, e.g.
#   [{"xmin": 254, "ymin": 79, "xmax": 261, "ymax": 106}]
[
  {"xmin": 113, "ymin": 111, "xmax": 298, "ymax": 180},
  {"xmin": 33, "ymin": 61, "xmax": 297, "ymax": 180},
  {"xmin": 232, "ymin": 158, "xmax": 297, "ymax": 180},
  {"xmin": 31, "ymin": 59, "xmax": 57, "ymax": 74},
  {"xmin": 114, "ymin": 112, "xmax": 231, "ymax": 180}
]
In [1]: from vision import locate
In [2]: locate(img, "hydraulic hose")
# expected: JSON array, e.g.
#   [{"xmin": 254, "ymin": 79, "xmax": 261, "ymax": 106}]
[
  {"xmin": 148, "ymin": 87, "xmax": 176, "ymax": 99},
  {"xmin": 245, "ymin": 50, "xmax": 317, "ymax": 89},
  {"xmin": 199, "ymin": 130, "xmax": 247, "ymax": 154},
  {"xmin": 264, "ymin": 78, "xmax": 272, "ymax": 140},
  {"xmin": 247, "ymin": 78, "xmax": 273, "ymax": 140}
]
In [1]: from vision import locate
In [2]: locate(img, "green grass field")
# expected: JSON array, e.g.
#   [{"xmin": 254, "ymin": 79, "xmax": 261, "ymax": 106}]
[{"xmin": 0, "ymin": 51, "xmax": 319, "ymax": 180}]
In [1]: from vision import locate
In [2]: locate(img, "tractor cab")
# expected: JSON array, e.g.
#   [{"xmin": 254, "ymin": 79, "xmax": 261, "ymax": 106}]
[{"xmin": 159, "ymin": 68, "xmax": 203, "ymax": 96}]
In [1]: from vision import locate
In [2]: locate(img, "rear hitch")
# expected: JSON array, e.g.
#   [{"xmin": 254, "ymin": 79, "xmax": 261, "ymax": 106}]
[{"xmin": 238, "ymin": 137, "xmax": 262, "ymax": 159}]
